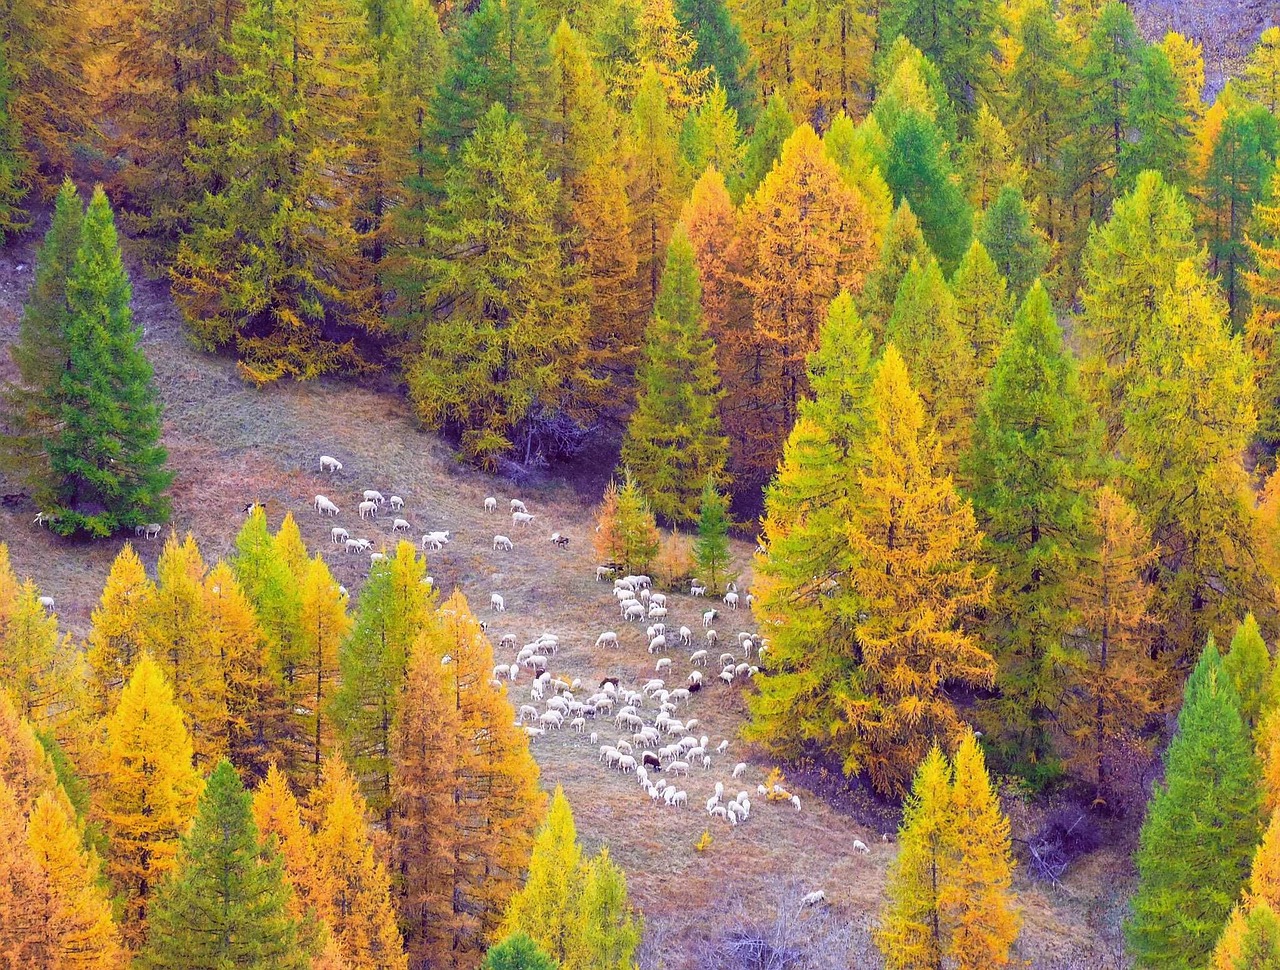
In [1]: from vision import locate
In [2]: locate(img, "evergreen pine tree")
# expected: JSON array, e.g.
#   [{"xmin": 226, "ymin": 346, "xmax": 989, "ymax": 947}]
[
  {"xmin": 0, "ymin": 578, "xmax": 77, "ymax": 732},
  {"xmin": 0, "ymin": 49, "xmax": 28, "ymax": 241},
  {"xmin": 1243, "ymin": 28, "xmax": 1280, "ymax": 113},
  {"xmin": 967, "ymin": 282, "xmax": 1099, "ymax": 777},
  {"xmin": 1122, "ymin": 43, "xmax": 1192, "ymax": 191},
  {"xmin": 860, "ymin": 198, "xmax": 931, "ymax": 337},
  {"xmin": 1127, "ymin": 639, "xmax": 1264, "ymax": 969},
  {"xmin": 877, "ymin": 0, "xmax": 1000, "ymax": 114},
  {"xmin": 627, "ymin": 64, "xmax": 684, "ymax": 318},
  {"xmin": 138, "ymin": 760, "xmax": 310, "ymax": 970},
  {"xmin": 45, "ymin": 187, "xmax": 170, "ymax": 537},
  {"xmin": 483, "ymin": 935, "xmax": 557, "ymax": 970},
  {"xmin": 332, "ymin": 540, "xmax": 432, "ymax": 824},
  {"xmin": 405, "ymin": 104, "xmax": 588, "ymax": 470},
  {"xmin": 1, "ymin": 180, "xmax": 81, "ymax": 506},
  {"xmin": 675, "ymin": 0, "xmax": 758, "ymax": 126},
  {"xmin": 976, "ymin": 184, "xmax": 1049, "ymax": 298},
  {"xmin": 950, "ymin": 238, "xmax": 1012, "ymax": 374},
  {"xmin": 610, "ymin": 472, "xmax": 662, "ymax": 574},
  {"xmin": 732, "ymin": 92, "xmax": 795, "ymax": 202},
  {"xmin": 621, "ymin": 227, "xmax": 728, "ymax": 523},
  {"xmin": 1247, "ymin": 165, "xmax": 1280, "ymax": 448},
  {"xmin": 693, "ymin": 478, "xmax": 734, "ymax": 595},
  {"xmin": 297, "ymin": 556, "xmax": 350, "ymax": 786},
  {"xmin": 884, "ymin": 110, "xmax": 973, "ymax": 272}
]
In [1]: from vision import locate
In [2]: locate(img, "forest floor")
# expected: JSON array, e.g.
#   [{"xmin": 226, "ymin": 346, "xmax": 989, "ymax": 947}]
[{"xmin": 0, "ymin": 214, "xmax": 1135, "ymax": 968}]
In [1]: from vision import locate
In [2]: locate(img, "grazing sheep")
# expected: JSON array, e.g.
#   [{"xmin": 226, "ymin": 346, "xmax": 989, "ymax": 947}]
[
  {"xmin": 490, "ymin": 593, "xmax": 505, "ymax": 612},
  {"xmin": 679, "ymin": 626, "xmax": 693, "ymax": 646},
  {"xmin": 655, "ymin": 658, "xmax": 672, "ymax": 673},
  {"xmin": 691, "ymin": 582, "xmax": 707, "ymax": 597},
  {"xmin": 595, "ymin": 564, "xmax": 616, "ymax": 581},
  {"xmin": 791, "ymin": 795, "xmax": 802, "ymax": 812},
  {"xmin": 391, "ymin": 518, "xmax": 412, "ymax": 533},
  {"xmin": 624, "ymin": 603, "xmax": 645, "ymax": 622},
  {"xmin": 595, "ymin": 632, "xmax": 619, "ymax": 648},
  {"xmin": 510, "ymin": 499, "xmax": 528, "ymax": 513},
  {"xmin": 672, "ymin": 790, "xmax": 687, "ymax": 808},
  {"xmin": 370, "ymin": 552, "xmax": 386, "ymax": 564},
  {"xmin": 689, "ymin": 649, "xmax": 708, "ymax": 665},
  {"xmin": 687, "ymin": 671, "xmax": 703, "ymax": 688},
  {"xmin": 500, "ymin": 634, "xmax": 517, "ymax": 650},
  {"xmin": 493, "ymin": 535, "xmax": 514, "ymax": 551},
  {"xmin": 852, "ymin": 840, "xmax": 870, "ymax": 854},
  {"xmin": 137, "ymin": 522, "xmax": 162, "ymax": 539},
  {"xmin": 706, "ymin": 630, "xmax": 719, "ymax": 647},
  {"xmin": 649, "ymin": 593, "xmax": 666, "ymax": 608},
  {"xmin": 719, "ymin": 669, "xmax": 734, "ymax": 686},
  {"xmin": 319, "ymin": 455, "xmax": 342, "ymax": 472},
  {"xmin": 389, "ymin": 496, "xmax": 404, "ymax": 512},
  {"xmin": 717, "ymin": 740, "xmax": 730, "ymax": 754},
  {"xmin": 703, "ymin": 609, "xmax": 718, "ymax": 627},
  {"xmin": 359, "ymin": 500, "xmax": 378, "ymax": 519},
  {"xmin": 724, "ymin": 591, "xmax": 740, "ymax": 610},
  {"xmin": 801, "ymin": 890, "xmax": 827, "ymax": 907},
  {"xmin": 550, "ymin": 532, "xmax": 570, "ymax": 548},
  {"xmin": 571, "ymin": 717, "xmax": 587, "ymax": 732},
  {"xmin": 618, "ymin": 755, "xmax": 637, "ymax": 773},
  {"xmin": 668, "ymin": 761, "xmax": 690, "ymax": 776},
  {"xmin": 422, "ymin": 531, "xmax": 450, "ymax": 551},
  {"xmin": 37, "ymin": 596, "xmax": 55, "ymax": 610},
  {"xmin": 512, "ymin": 511, "xmax": 535, "ymax": 528},
  {"xmin": 648, "ymin": 635, "xmax": 666, "ymax": 653},
  {"xmin": 345, "ymin": 538, "xmax": 368, "ymax": 554},
  {"xmin": 733, "ymin": 762, "xmax": 747, "ymax": 778},
  {"xmin": 642, "ymin": 752, "xmax": 661, "ymax": 770},
  {"xmin": 363, "ymin": 489, "xmax": 385, "ymax": 505},
  {"xmin": 648, "ymin": 605, "xmax": 667, "ymax": 619},
  {"xmin": 330, "ymin": 527, "xmax": 349, "ymax": 544}
]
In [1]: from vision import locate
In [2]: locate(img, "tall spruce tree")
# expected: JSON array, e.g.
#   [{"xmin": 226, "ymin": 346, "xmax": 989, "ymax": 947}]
[
  {"xmin": 1128, "ymin": 639, "xmax": 1263, "ymax": 969},
  {"xmin": 884, "ymin": 109, "xmax": 973, "ymax": 272},
  {"xmin": 621, "ymin": 226, "xmax": 728, "ymax": 523},
  {"xmin": 405, "ymin": 104, "xmax": 589, "ymax": 470},
  {"xmin": 1, "ymin": 181, "xmax": 82, "ymax": 508},
  {"xmin": 675, "ymin": 0, "xmax": 758, "ymax": 127},
  {"xmin": 732, "ymin": 92, "xmax": 795, "ymax": 202},
  {"xmin": 967, "ymin": 282, "xmax": 1099, "ymax": 779},
  {"xmin": 692, "ymin": 478, "xmax": 733, "ymax": 596},
  {"xmin": 976, "ymin": 184, "xmax": 1049, "ymax": 298},
  {"xmin": 138, "ymin": 761, "xmax": 310, "ymax": 970},
  {"xmin": 876, "ymin": 0, "xmax": 999, "ymax": 114},
  {"xmin": 44, "ymin": 187, "xmax": 171, "ymax": 538}
]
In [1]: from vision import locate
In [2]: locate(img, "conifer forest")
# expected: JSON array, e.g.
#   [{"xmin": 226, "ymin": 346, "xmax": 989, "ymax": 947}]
[{"xmin": 2, "ymin": 0, "xmax": 1280, "ymax": 965}]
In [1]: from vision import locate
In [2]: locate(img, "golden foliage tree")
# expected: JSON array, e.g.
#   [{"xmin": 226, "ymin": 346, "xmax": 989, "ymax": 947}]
[
  {"xmin": 85, "ymin": 544, "xmax": 154, "ymax": 722},
  {"xmin": 729, "ymin": 123, "xmax": 876, "ymax": 485},
  {"xmin": 842, "ymin": 347, "xmax": 994, "ymax": 795},
  {"xmin": 297, "ymin": 556, "xmax": 351, "ymax": 787},
  {"xmin": 96, "ymin": 654, "xmax": 202, "ymax": 945}
]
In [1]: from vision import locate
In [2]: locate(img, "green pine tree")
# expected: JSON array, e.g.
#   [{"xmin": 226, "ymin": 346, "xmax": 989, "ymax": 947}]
[
  {"xmin": 0, "ymin": 47, "xmax": 29, "ymax": 241},
  {"xmin": 138, "ymin": 760, "xmax": 312, "ymax": 970},
  {"xmin": 732, "ymin": 92, "xmax": 795, "ymax": 202},
  {"xmin": 1076, "ymin": 1, "xmax": 1145, "ymax": 215},
  {"xmin": 675, "ymin": 0, "xmax": 758, "ymax": 127},
  {"xmin": 876, "ymin": 0, "xmax": 1000, "ymax": 115},
  {"xmin": 621, "ymin": 226, "xmax": 728, "ymax": 524},
  {"xmin": 1126, "ymin": 638, "xmax": 1263, "ymax": 970},
  {"xmin": 692, "ymin": 477, "xmax": 734, "ymax": 595},
  {"xmin": 1121, "ymin": 43, "xmax": 1191, "ymax": 191},
  {"xmin": 860, "ymin": 198, "xmax": 931, "ymax": 337},
  {"xmin": 966, "ymin": 281, "xmax": 1099, "ymax": 780},
  {"xmin": 404, "ymin": 103, "xmax": 589, "ymax": 470},
  {"xmin": 1, "ymin": 180, "xmax": 83, "ymax": 506},
  {"xmin": 483, "ymin": 934, "xmax": 557, "ymax": 970},
  {"xmin": 884, "ymin": 109, "xmax": 973, "ymax": 272},
  {"xmin": 950, "ymin": 238, "xmax": 1012, "ymax": 374},
  {"xmin": 976, "ymin": 183, "xmax": 1049, "ymax": 298},
  {"xmin": 45, "ymin": 187, "xmax": 171, "ymax": 537},
  {"xmin": 331, "ymin": 541, "xmax": 433, "ymax": 825}
]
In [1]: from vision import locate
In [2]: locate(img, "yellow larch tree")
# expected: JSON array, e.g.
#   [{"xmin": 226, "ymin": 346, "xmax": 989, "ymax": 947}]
[
  {"xmin": 307, "ymin": 756, "xmax": 407, "ymax": 970},
  {"xmin": 0, "ymin": 576, "xmax": 77, "ymax": 734},
  {"xmin": 1213, "ymin": 807, "xmax": 1280, "ymax": 968},
  {"xmin": 499, "ymin": 786, "xmax": 584, "ymax": 962},
  {"xmin": 730, "ymin": 123, "xmax": 876, "ymax": 485},
  {"xmin": 204, "ymin": 561, "xmax": 281, "ymax": 779},
  {"xmin": 0, "ymin": 690, "xmax": 69, "ymax": 819},
  {"xmin": 297, "ymin": 555, "xmax": 351, "ymax": 786},
  {"xmin": 1160, "ymin": 32, "xmax": 1205, "ymax": 124},
  {"xmin": 391, "ymin": 609, "xmax": 464, "ymax": 968},
  {"xmin": 844, "ymin": 346, "xmax": 995, "ymax": 796},
  {"xmin": 142, "ymin": 532, "xmax": 223, "ymax": 768},
  {"xmin": 85, "ymin": 543, "xmax": 155, "ymax": 722},
  {"xmin": 95, "ymin": 653, "xmax": 202, "ymax": 946},
  {"xmin": 26, "ymin": 790, "xmax": 126, "ymax": 968},
  {"xmin": 252, "ymin": 764, "xmax": 324, "ymax": 927},
  {"xmin": 0, "ymin": 775, "xmax": 49, "ymax": 963}
]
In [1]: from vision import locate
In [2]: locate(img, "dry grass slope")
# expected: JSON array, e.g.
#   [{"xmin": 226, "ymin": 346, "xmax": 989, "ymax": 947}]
[{"xmin": 0, "ymin": 219, "xmax": 1132, "ymax": 967}]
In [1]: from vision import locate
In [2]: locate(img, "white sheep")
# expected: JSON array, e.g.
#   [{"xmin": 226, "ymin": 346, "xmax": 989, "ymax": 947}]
[
  {"xmin": 672, "ymin": 790, "xmax": 687, "ymax": 808},
  {"xmin": 719, "ymin": 669, "xmax": 734, "ymax": 687},
  {"xmin": 655, "ymin": 657, "xmax": 672, "ymax": 673},
  {"xmin": 141, "ymin": 522, "xmax": 162, "ymax": 539},
  {"xmin": 648, "ymin": 635, "xmax": 666, "ymax": 653},
  {"xmin": 363, "ymin": 489, "xmax": 385, "ymax": 505},
  {"xmin": 649, "ymin": 592, "xmax": 667, "ymax": 608},
  {"xmin": 319, "ymin": 455, "xmax": 342, "ymax": 472},
  {"xmin": 624, "ymin": 603, "xmax": 645, "ymax": 622},
  {"xmin": 801, "ymin": 890, "xmax": 826, "ymax": 907},
  {"xmin": 668, "ymin": 761, "xmax": 689, "ymax": 776},
  {"xmin": 703, "ymin": 609, "xmax": 718, "ymax": 627},
  {"xmin": 689, "ymin": 649, "xmax": 708, "ymax": 665},
  {"xmin": 330, "ymin": 526, "xmax": 349, "ymax": 544},
  {"xmin": 571, "ymin": 717, "xmax": 586, "ymax": 732},
  {"xmin": 648, "ymin": 605, "xmax": 667, "ymax": 619},
  {"xmin": 391, "ymin": 518, "xmax": 412, "ymax": 533},
  {"xmin": 688, "ymin": 671, "xmax": 703, "ymax": 687},
  {"xmin": 37, "ymin": 595, "xmax": 55, "ymax": 611},
  {"xmin": 852, "ymin": 840, "xmax": 870, "ymax": 854},
  {"xmin": 691, "ymin": 582, "xmax": 707, "ymax": 597},
  {"xmin": 510, "ymin": 499, "xmax": 528, "ymax": 513},
  {"xmin": 724, "ymin": 591, "xmax": 740, "ymax": 610},
  {"xmin": 791, "ymin": 794, "xmax": 801, "ymax": 812},
  {"xmin": 733, "ymin": 762, "xmax": 747, "ymax": 778},
  {"xmin": 678, "ymin": 626, "xmax": 693, "ymax": 646},
  {"xmin": 595, "ymin": 565, "xmax": 615, "ymax": 581},
  {"xmin": 422, "ymin": 531, "xmax": 450, "ymax": 551},
  {"xmin": 359, "ymin": 500, "xmax": 378, "ymax": 519},
  {"xmin": 370, "ymin": 552, "xmax": 386, "ymax": 564},
  {"xmin": 493, "ymin": 534, "xmax": 514, "ymax": 551},
  {"xmin": 512, "ymin": 511, "xmax": 535, "ymax": 528},
  {"xmin": 595, "ymin": 632, "xmax": 619, "ymax": 648},
  {"xmin": 345, "ymin": 538, "xmax": 367, "ymax": 554},
  {"xmin": 490, "ymin": 593, "xmax": 505, "ymax": 612},
  {"xmin": 389, "ymin": 496, "xmax": 404, "ymax": 512}
]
